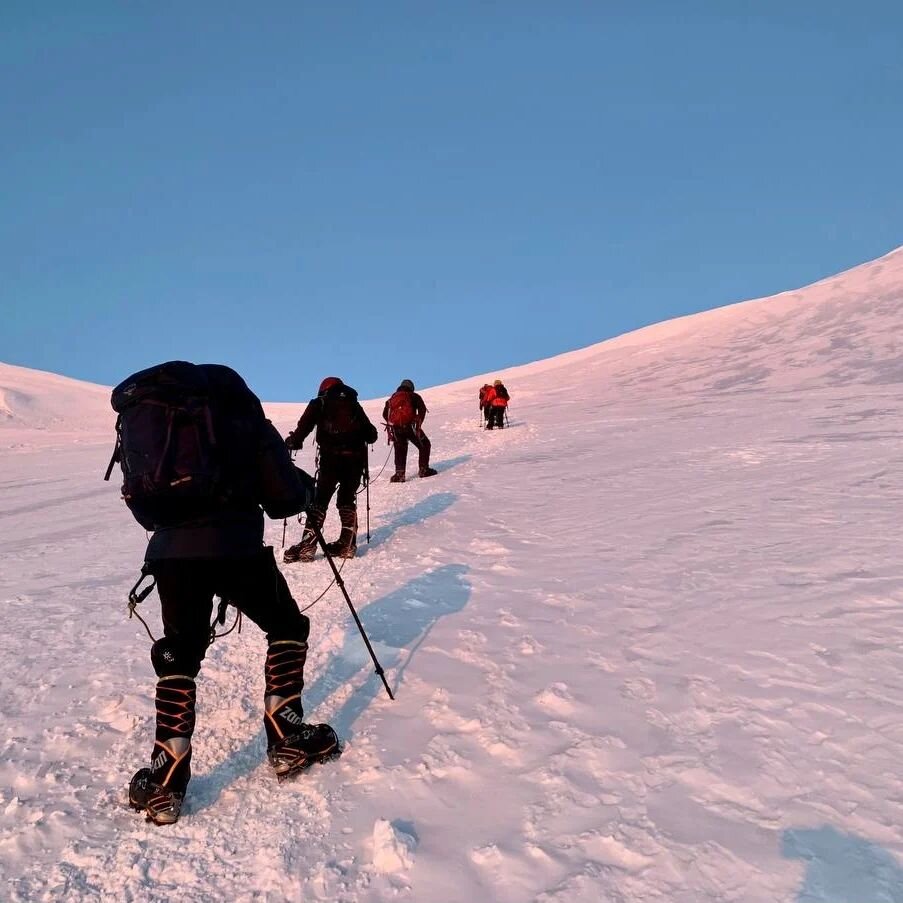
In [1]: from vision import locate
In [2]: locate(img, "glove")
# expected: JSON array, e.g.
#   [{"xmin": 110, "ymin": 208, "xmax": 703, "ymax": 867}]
[{"xmin": 285, "ymin": 433, "xmax": 302, "ymax": 451}]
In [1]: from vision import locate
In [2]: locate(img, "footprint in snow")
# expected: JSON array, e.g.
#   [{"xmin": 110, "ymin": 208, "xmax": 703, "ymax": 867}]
[
  {"xmin": 535, "ymin": 683, "xmax": 575, "ymax": 715},
  {"xmin": 485, "ymin": 741, "xmax": 523, "ymax": 764},
  {"xmin": 470, "ymin": 843, "xmax": 503, "ymax": 867},
  {"xmin": 468, "ymin": 538, "xmax": 509, "ymax": 557},
  {"xmin": 498, "ymin": 608, "xmax": 520, "ymax": 628},
  {"xmin": 620, "ymin": 677, "xmax": 657, "ymax": 702}
]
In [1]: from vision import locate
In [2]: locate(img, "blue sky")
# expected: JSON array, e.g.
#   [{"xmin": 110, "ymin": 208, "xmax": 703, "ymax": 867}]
[{"xmin": 2, "ymin": 2, "xmax": 901, "ymax": 400}]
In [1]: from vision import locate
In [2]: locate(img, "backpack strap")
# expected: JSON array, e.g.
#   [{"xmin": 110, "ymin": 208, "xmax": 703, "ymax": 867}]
[
  {"xmin": 103, "ymin": 415, "xmax": 122, "ymax": 482},
  {"xmin": 154, "ymin": 408, "xmax": 177, "ymax": 483}
]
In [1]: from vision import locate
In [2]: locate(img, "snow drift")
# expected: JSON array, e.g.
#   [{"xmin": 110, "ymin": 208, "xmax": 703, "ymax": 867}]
[{"xmin": 2, "ymin": 245, "xmax": 903, "ymax": 902}]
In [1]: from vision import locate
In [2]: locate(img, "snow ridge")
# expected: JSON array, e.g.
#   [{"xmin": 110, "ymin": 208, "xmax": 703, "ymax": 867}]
[{"xmin": 0, "ymin": 362, "xmax": 111, "ymax": 442}]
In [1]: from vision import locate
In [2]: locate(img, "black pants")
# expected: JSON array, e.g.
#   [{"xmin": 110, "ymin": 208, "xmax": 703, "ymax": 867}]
[
  {"xmin": 392, "ymin": 425, "xmax": 431, "ymax": 473},
  {"xmin": 488, "ymin": 406, "xmax": 506, "ymax": 429},
  {"xmin": 147, "ymin": 547, "xmax": 310, "ymax": 675},
  {"xmin": 315, "ymin": 452, "xmax": 365, "ymax": 512}
]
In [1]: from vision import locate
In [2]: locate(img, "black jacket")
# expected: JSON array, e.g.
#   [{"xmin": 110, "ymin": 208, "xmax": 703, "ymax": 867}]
[{"xmin": 286, "ymin": 384, "xmax": 378, "ymax": 456}]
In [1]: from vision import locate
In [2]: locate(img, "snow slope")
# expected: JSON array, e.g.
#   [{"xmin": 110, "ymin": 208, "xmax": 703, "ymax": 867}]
[
  {"xmin": 0, "ymin": 362, "xmax": 111, "ymax": 444},
  {"xmin": 2, "ymin": 246, "xmax": 903, "ymax": 902}
]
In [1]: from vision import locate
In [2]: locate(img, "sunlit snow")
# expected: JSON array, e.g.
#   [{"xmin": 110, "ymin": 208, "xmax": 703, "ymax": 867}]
[{"xmin": 2, "ymin": 246, "xmax": 903, "ymax": 901}]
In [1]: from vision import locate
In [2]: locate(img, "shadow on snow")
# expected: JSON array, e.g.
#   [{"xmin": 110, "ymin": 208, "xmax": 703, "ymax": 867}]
[
  {"xmin": 361, "ymin": 491, "xmax": 457, "ymax": 553},
  {"xmin": 188, "ymin": 563, "xmax": 471, "ymax": 815},
  {"xmin": 304, "ymin": 563, "xmax": 472, "ymax": 733},
  {"xmin": 431, "ymin": 454, "xmax": 471, "ymax": 473},
  {"xmin": 782, "ymin": 825, "xmax": 903, "ymax": 902}
]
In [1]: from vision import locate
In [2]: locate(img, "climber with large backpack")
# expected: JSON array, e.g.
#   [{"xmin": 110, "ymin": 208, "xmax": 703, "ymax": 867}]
[
  {"xmin": 382, "ymin": 379, "xmax": 438, "ymax": 483},
  {"xmin": 104, "ymin": 361, "xmax": 338, "ymax": 825},
  {"xmin": 283, "ymin": 377, "xmax": 378, "ymax": 563}
]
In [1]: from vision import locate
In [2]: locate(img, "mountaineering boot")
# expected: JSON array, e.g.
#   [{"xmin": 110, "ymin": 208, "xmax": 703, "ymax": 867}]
[
  {"xmin": 130, "ymin": 675, "xmax": 195, "ymax": 825},
  {"xmin": 283, "ymin": 535, "xmax": 316, "ymax": 563},
  {"xmin": 325, "ymin": 507, "xmax": 357, "ymax": 559},
  {"xmin": 267, "ymin": 723, "xmax": 341, "ymax": 780},
  {"xmin": 263, "ymin": 640, "xmax": 340, "ymax": 779},
  {"xmin": 283, "ymin": 506, "xmax": 325, "ymax": 563},
  {"xmin": 418, "ymin": 466, "xmax": 438, "ymax": 478},
  {"xmin": 129, "ymin": 767, "xmax": 185, "ymax": 826},
  {"xmin": 390, "ymin": 472, "xmax": 406, "ymax": 483}
]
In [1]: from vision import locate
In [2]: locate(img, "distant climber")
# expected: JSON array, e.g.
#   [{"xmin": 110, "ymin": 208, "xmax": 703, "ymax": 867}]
[
  {"xmin": 383, "ymin": 379, "xmax": 437, "ymax": 482},
  {"xmin": 483, "ymin": 379, "xmax": 510, "ymax": 429},
  {"xmin": 284, "ymin": 377, "xmax": 378, "ymax": 562}
]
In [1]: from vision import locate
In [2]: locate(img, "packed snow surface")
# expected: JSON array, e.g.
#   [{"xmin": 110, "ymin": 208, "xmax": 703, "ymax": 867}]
[{"xmin": 2, "ymin": 246, "xmax": 903, "ymax": 901}]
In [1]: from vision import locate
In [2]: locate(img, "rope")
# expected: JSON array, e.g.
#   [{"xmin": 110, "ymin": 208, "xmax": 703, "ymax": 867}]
[
  {"xmin": 128, "ymin": 442, "xmax": 383, "ymax": 638},
  {"xmin": 127, "ymin": 571, "xmax": 244, "ymax": 646},
  {"xmin": 290, "ymin": 447, "xmax": 383, "ymax": 612},
  {"xmin": 128, "ymin": 589, "xmax": 244, "ymax": 646},
  {"xmin": 357, "ymin": 446, "xmax": 392, "ymax": 495},
  {"xmin": 127, "ymin": 568, "xmax": 159, "ymax": 642},
  {"xmin": 210, "ymin": 605, "xmax": 242, "ymax": 642},
  {"xmin": 128, "ymin": 599, "xmax": 158, "ymax": 643},
  {"xmin": 297, "ymin": 556, "xmax": 347, "ymax": 614}
]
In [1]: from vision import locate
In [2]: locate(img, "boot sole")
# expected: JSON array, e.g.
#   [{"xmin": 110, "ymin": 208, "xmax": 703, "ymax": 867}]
[
  {"xmin": 128, "ymin": 768, "xmax": 183, "ymax": 825},
  {"xmin": 128, "ymin": 794, "xmax": 182, "ymax": 826},
  {"xmin": 273, "ymin": 741, "xmax": 343, "ymax": 783}
]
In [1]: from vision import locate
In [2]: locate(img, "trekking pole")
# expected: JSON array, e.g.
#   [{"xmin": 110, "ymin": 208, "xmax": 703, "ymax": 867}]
[
  {"xmin": 365, "ymin": 456, "xmax": 371, "ymax": 544},
  {"xmin": 312, "ymin": 524, "xmax": 394, "ymax": 701},
  {"xmin": 505, "ymin": 408, "xmax": 510, "ymax": 427}
]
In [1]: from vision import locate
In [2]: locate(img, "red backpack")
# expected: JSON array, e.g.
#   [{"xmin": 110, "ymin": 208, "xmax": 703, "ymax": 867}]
[{"xmin": 386, "ymin": 390, "xmax": 416, "ymax": 427}]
